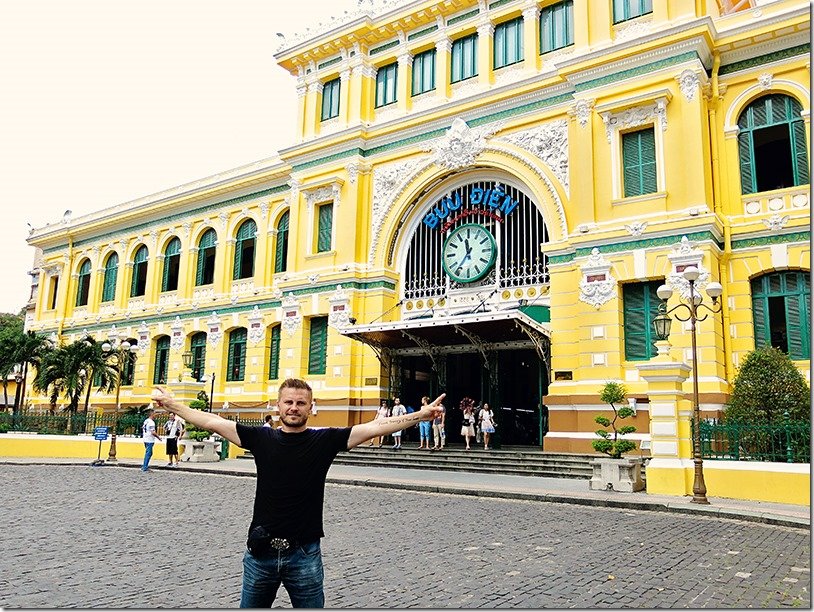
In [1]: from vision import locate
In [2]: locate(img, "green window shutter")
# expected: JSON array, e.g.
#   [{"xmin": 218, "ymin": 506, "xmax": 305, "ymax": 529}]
[
  {"xmin": 233, "ymin": 220, "xmax": 257, "ymax": 280},
  {"xmin": 738, "ymin": 132, "xmax": 756, "ymax": 195},
  {"xmin": 375, "ymin": 63, "xmax": 397, "ymax": 107},
  {"xmin": 786, "ymin": 292, "xmax": 805, "ymax": 359},
  {"xmin": 274, "ymin": 211, "xmax": 290, "ymax": 274},
  {"xmin": 196, "ymin": 229, "xmax": 216, "ymax": 286},
  {"xmin": 624, "ymin": 282, "xmax": 659, "ymax": 360},
  {"xmin": 153, "ymin": 337, "xmax": 170, "ymax": 384},
  {"xmin": 268, "ymin": 325, "xmax": 281, "ymax": 380},
  {"xmin": 412, "ymin": 49, "xmax": 436, "ymax": 96},
  {"xmin": 321, "ymin": 79, "xmax": 340, "ymax": 121},
  {"xmin": 639, "ymin": 128, "xmax": 657, "ymax": 194},
  {"xmin": 161, "ymin": 238, "xmax": 180, "ymax": 292},
  {"xmin": 622, "ymin": 131, "xmax": 642, "ymax": 197},
  {"xmin": 190, "ymin": 332, "xmax": 207, "ymax": 381},
  {"xmin": 317, "ymin": 204, "xmax": 333, "ymax": 252},
  {"xmin": 790, "ymin": 119, "xmax": 809, "ymax": 186},
  {"xmin": 102, "ymin": 254, "xmax": 118, "ymax": 302},
  {"xmin": 76, "ymin": 259, "xmax": 91, "ymax": 306},
  {"xmin": 227, "ymin": 328, "xmax": 247, "ymax": 381},
  {"xmin": 308, "ymin": 317, "xmax": 328, "ymax": 375},
  {"xmin": 131, "ymin": 246, "xmax": 148, "ymax": 297},
  {"xmin": 751, "ymin": 277, "xmax": 769, "ymax": 349}
]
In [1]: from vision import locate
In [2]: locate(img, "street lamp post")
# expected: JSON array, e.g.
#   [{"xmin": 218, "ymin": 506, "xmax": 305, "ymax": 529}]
[
  {"xmin": 13, "ymin": 372, "xmax": 23, "ymax": 414},
  {"xmin": 103, "ymin": 336, "xmax": 138, "ymax": 462},
  {"xmin": 653, "ymin": 266, "xmax": 723, "ymax": 505},
  {"xmin": 202, "ymin": 372, "xmax": 215, "ymax": 411}
]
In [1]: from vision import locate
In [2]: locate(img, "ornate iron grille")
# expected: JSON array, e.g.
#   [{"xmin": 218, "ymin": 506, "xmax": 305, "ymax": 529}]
[{"xmin": 403, "ymin": 180, "xmax": 549, "ymax": 300}]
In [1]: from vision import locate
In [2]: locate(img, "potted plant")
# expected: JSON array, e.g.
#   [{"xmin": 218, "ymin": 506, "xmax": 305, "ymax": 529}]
[
  {"xmin": 589, "ymin": 382, "xmax": 644, "ymax": 492},
  {"xmin": 178, "ymin": 398, "xmax": 219, "ymax": 462}
]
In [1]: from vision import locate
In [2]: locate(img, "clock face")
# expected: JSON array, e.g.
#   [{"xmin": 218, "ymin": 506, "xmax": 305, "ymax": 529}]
[{"xmin": 442, "ymin": 223, "xmax": 497, "ymax": 284}]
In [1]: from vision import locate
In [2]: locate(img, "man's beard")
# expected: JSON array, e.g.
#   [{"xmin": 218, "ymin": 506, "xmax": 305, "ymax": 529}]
[{"xmin": 280, "ymin": 413, "xmax": 309, "ymax": 428}]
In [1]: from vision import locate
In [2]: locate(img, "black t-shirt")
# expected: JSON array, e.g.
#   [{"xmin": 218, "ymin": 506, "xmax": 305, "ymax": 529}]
[{"xmin": 236, "ymin": 424, "xmax": 352, "ymax": 542}]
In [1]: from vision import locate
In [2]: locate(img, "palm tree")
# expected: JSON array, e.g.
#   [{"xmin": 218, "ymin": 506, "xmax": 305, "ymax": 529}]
[
  {"xmin": 79, "ymin": 337, "xmax": 119, "ymax": 412},
  {"xmin": 11, "ymin": 330, "xmax": 51, "ymax": 415},
  {"xmin": 33, "ymin": 339, "xmax": 93, "ymax": 415}
]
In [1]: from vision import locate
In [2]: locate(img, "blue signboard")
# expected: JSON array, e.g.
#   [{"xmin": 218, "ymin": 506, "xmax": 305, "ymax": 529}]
[{"xmin": 93, "ymin": 426, "xmax": 109, "ymax": 441}]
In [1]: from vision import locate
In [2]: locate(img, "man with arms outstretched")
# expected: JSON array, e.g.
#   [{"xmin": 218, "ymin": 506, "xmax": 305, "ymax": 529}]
[{"xmin": 151, "ymin": 378, "xmax": 444, "ymax": 608}]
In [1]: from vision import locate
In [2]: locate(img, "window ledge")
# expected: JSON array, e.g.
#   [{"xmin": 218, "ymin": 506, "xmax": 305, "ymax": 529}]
[
  {"xmin": 306, "ymin": 250, "xmax": 336, "ymax": 260},
  {"xmin": 612, "ymin": 191, "xmax": 667, "ymax": 206}
]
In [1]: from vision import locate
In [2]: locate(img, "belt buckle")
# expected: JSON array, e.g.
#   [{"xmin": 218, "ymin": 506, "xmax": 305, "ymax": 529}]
[{"xmin": 269, "ymin": 538, "xmax": 290, "ymax": 551}]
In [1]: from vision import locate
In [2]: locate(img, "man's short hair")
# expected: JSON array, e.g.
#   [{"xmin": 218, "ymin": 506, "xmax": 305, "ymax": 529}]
[
  {"xmin": 264, "ymin": 414, "xmax": 272, "ymax": 422},
  {"xmin": 279, "ymin": 378, "xmax": 313, "ymax": 398}
]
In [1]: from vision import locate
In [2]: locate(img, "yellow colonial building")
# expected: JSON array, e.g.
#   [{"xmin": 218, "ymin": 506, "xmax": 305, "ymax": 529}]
[{"xmin": 25, "ymin": 0, "xmax": 809, "ymax": 499}]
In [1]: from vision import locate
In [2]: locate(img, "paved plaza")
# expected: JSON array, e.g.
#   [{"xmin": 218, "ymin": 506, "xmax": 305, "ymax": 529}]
[{"xmin": 0, "ymin": 464, "xmax": 810, "ymax": 608}]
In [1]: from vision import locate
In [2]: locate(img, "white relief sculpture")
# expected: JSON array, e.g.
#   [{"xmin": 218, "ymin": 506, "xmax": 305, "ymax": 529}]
[
  {"xmin": 247, "ymin": 306, "xmax": 264, "ymax": 345},
  {"xmin": 677, "ymin": 69, "xmax": 700, "ymax": 101},
  {"xmin": 137, "ymin": 322, "xmax": 150, "ymax": 353},
  {"xmin": 572, "ymin": 99, "xmax": 594, "ymax": 128},
  {"xmin": 613, "ymin": 14, "xmax": 653, "ymax": 42},
  {"xmin": 308, "ymin": 274, "xmax": 320, "ymax": 285},
  {"xmin": 328, "ymin": 284, "xmax": 352, "ymax": 329},
  {"xmin": 281, "ymin": 293, "xmax": 302, "ymax": 338},
  {"xmin": 500, "ymin": 121, "xmax": 569, "ymax": 196},
  {"xmin": 667, "ymin": 236, "xmax": 710, "ymax": 300},
  {"xmin": 346, "ymin": 162, "xmax": 359, "ymax": 184},
  {"xmin": 218, "ymin": 212, "xmax": 229, "ymax": 229},
  {"xmin": 758, "ymin": 72, "xmax": 773, "ymax": 90},
  {"xmin": 206, "ymin": 312, "xmax": 223, "ymax": 346},
  {"xmin": 579, "ymin": 248, "xmax": 616, "ymax": 309},
  {"xmin": 260, "ymin": 202, "xmax": 268, "ymax": 220},
  {"xmin": 425, "ymin": 118, "xmax": 503, "ymax": 171},
  {"xmin": 762, "ymin": 214, "xmax": 790, "ymax": 231},
  {"xmin": 170, "ymin": 316, "xmax": 184, "ymax": 350},
  {"xmin": 624, "ymin": 221, "xmax": 648, "ymax": 236}
]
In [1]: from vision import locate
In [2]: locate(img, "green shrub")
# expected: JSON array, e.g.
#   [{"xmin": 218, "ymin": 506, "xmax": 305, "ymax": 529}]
[
  {"xmin": 189, "ymin": 399, "xmax": 207, "ymax": 411},
  {"xmin": 725, "ymin": 346, "xmax": 810, "ymax": 424},
  {"xmin": 592, "ymin": 381, "xmax": 637, "ymax": 459}
]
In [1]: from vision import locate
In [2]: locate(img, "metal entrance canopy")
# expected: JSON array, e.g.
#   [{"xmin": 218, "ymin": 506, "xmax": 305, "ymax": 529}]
[{"xmin": 340, "ymin": 308, "xmax": 551, "ymax": 359}]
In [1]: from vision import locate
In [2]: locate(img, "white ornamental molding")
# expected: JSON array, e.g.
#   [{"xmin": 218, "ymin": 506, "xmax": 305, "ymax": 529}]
[
  {"xmin": 499, "ymin": 120, "xmax": 569, "ymax": 196},
  {"xmin": 218, "ymin": 212, "xmax": 229, "ymax": 230},
  {"xmin": 182, "ymin": 222, "xmax": 192, "ymax": 239},
  {"xmin": 758, "ymin": 72, "xmax": 773, "ymax": 90},
  {"xmin": 676, "ymin": 69, "xmax": 700, "ymax": 102},
  {"xmin": 425, "ymin": 118, "xmax": 503, "ymax": 171},
  {"xmin": 578, "ymin": 248, "xmax": 617, "ymax": 309},
  {"xmin": 206, "ymin": 312, "xmax": 223, "ymax": 347},
  {"xmin": 328, "ymin": 284, "xmax": 351, "ymax": 329},
  {"xmin": 570, "ymin": 98, "xmax": 595, "ymax": 128},
  {"xmin": 170, "ymin": 316, "xmax": 184, "ymax": 350},
  {"xmin": 118, "ymin": 239, "xmax": 128, "ymax": 253},
  {"xmin": 613, "ymin": 14, "xmax": 653, "ymax": 42},
  {"xmin": 346, "ymin": 162, "xmax": 359, "ymax": 184},
  {"xmin": 762, "ymin": 213, "xmax": 790, "ymax": 231},
  {"xmin": 303, "ymin": 181, "xmax": 342, "ymax": 212},
  {"xmin": 281, "ymin": 293, "xmax": 302, "ymax": 338},
  {"xmin": 600, "ymin": 98, "xmax": 668, "ymax": 143},
  {"xmin": 149, "ymin": 229, "xmax": 159, "ymax": 248},
  {"xmin": 369, "ymin": 157, "xmax": 429, "ymax": 264},
  {"xmin": 137, "ymin": 322, "xmax": 150, "ymax": 353},
  {"xmin": 624, "ymin": 221, "xmax": 648, "ymax": 236},
  {"xmin": 260, "ymin": 202, "xmax": 268, "ymax": 220},
  {"xmin": 247, "ymin": 305, "xmax": 264, "ymax": 345},
  {"xmin": 287, "ymin": 178, "xmax": 301, "ymax": 201},
  {"xmin": 667, "ymin": 236, "xmax": 710, "ymax": 300}
]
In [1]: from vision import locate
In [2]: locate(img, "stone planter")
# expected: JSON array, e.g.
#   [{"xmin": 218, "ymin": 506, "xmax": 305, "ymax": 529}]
[
  {"xmin": 589, "ymin": 457, "xmax": 645, "ymax": 492},
  {"xmin": 179, "ymin": 438, "xmax": 219, "ymax": 463}
]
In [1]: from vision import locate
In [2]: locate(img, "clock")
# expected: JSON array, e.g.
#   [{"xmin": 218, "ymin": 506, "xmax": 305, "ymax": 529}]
[{"xmin": 442, "ymin": 223, "xmax": 497, "ymax": 284}]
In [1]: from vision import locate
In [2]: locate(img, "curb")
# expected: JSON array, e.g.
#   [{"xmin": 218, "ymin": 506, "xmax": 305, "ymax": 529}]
[{"xmin": 3, "ymin": 460, "xmax": 809, "ymax": 530}]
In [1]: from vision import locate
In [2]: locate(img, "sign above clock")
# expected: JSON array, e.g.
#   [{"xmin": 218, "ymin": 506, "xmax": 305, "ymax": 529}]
[{"xmin": 422, "ymin": 184, "xmax": 520, "ymax": 230}]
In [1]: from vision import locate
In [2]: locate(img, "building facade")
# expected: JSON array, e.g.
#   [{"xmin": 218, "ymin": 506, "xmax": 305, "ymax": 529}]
[{"xmin": 25, "ymin": 0, "xmax": 810, "ymax": 457}]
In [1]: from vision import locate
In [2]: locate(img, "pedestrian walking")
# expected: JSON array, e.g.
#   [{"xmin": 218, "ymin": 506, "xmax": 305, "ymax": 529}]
[
  {"xmin": 459, "ymin": 397, "xmax": 476, "ymax": 450},
  {"xmin": 432, "ymin": 401, "xmax": 446, "ymax": 450},
  {"xmin": 478, "ymin": 402, "xmax": 495, "ymax": 450},
  {"xmin": 141, "ymin": 408, "xmax": 161, "ymax": 471},
  {"xmin": 163, "ymin": 411, "xmax": 184, "ymax": 466},
  {"xmin": 372, "ymin": 401, "xmax": 390, "ymax": 447},
  {"xmin": 417, "ymin": 396, "xmax": 432, "ymax": 449},
  {"xmin": 391, "ymin": 397, "xmax": 407, "ymax": 449},
  {"xmin": 151, "ymin": 379, "xmax": 444, "ymax": 608}
]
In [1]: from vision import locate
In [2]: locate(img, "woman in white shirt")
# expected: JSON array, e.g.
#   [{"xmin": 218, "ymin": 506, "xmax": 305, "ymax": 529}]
[{"xmin": 478, "ymin": 403, "xmax": 495, "ymax": 450}]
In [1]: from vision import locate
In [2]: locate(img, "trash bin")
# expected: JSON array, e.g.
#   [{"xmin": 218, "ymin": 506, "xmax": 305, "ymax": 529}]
[{"xmin": 218, "ymin": 436, "xmax": 229, "ymax": 460}]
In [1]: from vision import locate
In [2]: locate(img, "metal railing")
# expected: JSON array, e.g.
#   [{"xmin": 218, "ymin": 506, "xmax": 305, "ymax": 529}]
[{"xmin": 696, "ymin": 417, "xmax": 810, "ymax": 463}]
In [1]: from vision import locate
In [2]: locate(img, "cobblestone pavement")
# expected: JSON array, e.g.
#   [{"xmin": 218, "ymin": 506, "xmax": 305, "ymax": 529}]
[{"xmin": 1, "ymin": 465, "xmax": 809, "ymax": 608}]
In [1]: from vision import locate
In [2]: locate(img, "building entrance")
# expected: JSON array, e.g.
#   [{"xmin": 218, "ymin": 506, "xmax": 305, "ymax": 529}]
[{"xmin": 398, "ymin": 349, "xmax": 545, "ymax": 447}]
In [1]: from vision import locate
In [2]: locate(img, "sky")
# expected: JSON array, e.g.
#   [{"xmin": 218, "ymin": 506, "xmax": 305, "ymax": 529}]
[{"xmin": 0, "ymin": 0, "xmax": 358, "ymax": 315}]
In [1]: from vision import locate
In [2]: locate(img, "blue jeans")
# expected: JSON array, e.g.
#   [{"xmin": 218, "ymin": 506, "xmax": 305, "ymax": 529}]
[
  {"xmin": 240, "ymin": 540, "xmax": 324, "ymax": 608},
  {"xmin": 419, "ymin": 421, "xmax": 431, "ymax": 441},
  {"xmin": 141, "ymin": 442, "xmax": 154, "ymax": 471}
]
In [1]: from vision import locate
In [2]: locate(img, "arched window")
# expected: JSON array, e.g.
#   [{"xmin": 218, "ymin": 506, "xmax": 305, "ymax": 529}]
[
  {"xmin": 121, "ymin": 337, "xmax": 138, "ymax": 385},
  {"xmin": 752, "ymin": 271, "xmax": 810, "ymax": 360},
  {"xmin": 190, "ymin": 332, "xmax": 207, "ymax": 382},
  {"xmin": 268, "ymin": 324, "xmax": 281, "ymax": 380},
  {"xmin": 75, "ymin": 259, "xmax": 92, "ymax": 307},
  {"xmin": 195, "ymin": 229, "xmax": 217, "ymax": 286},
  {"xmin": 737, "ymin": 94, "xmax": 809, "ymax": 194},
  {"xmin": 161, "ymin": 237, "xmax": 181, "ymax": 292},
  {"xmin": 130, "ymin": 246, "xmax": 149, "ymax": 297},
  {"xmin": 153, "ymin": 336, "xmax": 170, "ymax": 384},
  {"xmin": 227, "ymin": 328, "xmax": 247, "ymax": 381},
  {"xmin": 102, "ymin": 253, "xmax": 118, "ymax": 303},
  {"xmin": 233, "ymin": 219, "xmax": 257, "ymax": 280},
  {"xmin": 274, "ymin": 211, "xmax": 290, "ymax": 274}
]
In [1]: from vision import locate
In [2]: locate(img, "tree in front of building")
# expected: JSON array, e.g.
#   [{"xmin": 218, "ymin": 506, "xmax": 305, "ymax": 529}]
[
  {"xmin": 0, "ymin": 313, "xmax": 24, "ymax": 410},
  {"xmin": 725, "ymin": 346, "xmax": 810, "ymax": 424},
  {"xmin": 33, "ymin": 339, "xmax": 95, "ymax": 415},
  {"xmin": 592, "ymin": 382, "xmax": 637, "ymax": 458}
]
